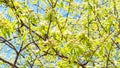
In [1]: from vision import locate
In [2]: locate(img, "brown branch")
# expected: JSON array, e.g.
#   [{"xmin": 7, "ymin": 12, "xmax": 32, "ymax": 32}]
[
  {"xmin": 21, "ymin": 39, "xmax": 39, "ymax": 52},
  {"xmin": 13, "ymin": 41, "xmax": 24, "ymax": 67},
  {"xmin": 45, "ymin": 13, "xmax": 52, "ymax": 41},
  {"xmin": 47, "ymin": 0, "xmax": 53, "ymax": 7},
  {"xmin": 53, "ymin": 0, "xmax": 58, "ymax": 8},
  {"xmin": 106, "ymin": 43, "xmax": 114, "ymax": 68},
  {"xmin": 52, "ymin": 47, "xmax": 88, "ymax": 67},
  {"xmin": 109, "ymin": 59, "xmax": 117, "ymax": 68},
  {"xmin": 63, "ymin": 0, "xmax": 71, "ymax": 27},
  {"xmin": 0, "ymin": 36, "xmax": 18, "ymax": 53},
  {"xmin": 32, "ymin": 50, "xmax": 43, "ymax": 66},
  {"xmin": 29, "ymin": 33, "xmax": 41, "ymax": 50},
  {"xmin": 0, "ymin": 57, "xmax": 18, "ymax": 68}
]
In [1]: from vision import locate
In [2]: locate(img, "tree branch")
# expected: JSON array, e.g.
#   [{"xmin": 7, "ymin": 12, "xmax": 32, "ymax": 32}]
[{"xmin": 0, "ymin": 57, "xmax": 18, "ymax": 68}]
